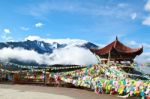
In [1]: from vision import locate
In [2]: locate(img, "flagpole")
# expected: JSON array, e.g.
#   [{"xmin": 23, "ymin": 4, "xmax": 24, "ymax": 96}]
[{"xmin": 107, "ymin": 51, "xmax": 111, "ymax": 67}]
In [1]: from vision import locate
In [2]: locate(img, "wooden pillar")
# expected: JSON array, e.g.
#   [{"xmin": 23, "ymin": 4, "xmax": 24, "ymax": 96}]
[{"xmin": 119, "ymin": 60, "xmax": 121, "ymax": 64}]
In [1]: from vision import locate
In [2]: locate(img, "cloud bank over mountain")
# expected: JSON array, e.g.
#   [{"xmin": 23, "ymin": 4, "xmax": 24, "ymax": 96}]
[{"xmin": 0, "ymin": 47, "xmax": 98, "ymax": 65}]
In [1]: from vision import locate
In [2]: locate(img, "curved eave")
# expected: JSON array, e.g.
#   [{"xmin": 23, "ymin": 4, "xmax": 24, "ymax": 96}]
[
  {"xmin": 90, "ymin": 46, "xmax": 143, "ymax": 56},
  {"xmin": 114, "ymin": 46, "xmax": 143, "ymax": 55}
]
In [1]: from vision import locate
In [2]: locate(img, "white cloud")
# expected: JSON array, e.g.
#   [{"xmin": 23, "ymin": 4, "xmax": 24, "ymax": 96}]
[
  {"xmin": 127, "ymin": 40, "xmax": 138, "ymax": 46},
  {"xmin": 25, "ymin": 35, "xmax": 41, "ymax": 41},
  {"xmin": 142, "ymin": 43, "xmax": 150, "ymax": 49},
  {"xmin": 127, "ymin": 40, "xmax": 150, "ymax": 49},
  {"xmin": 135, "ymin": 52, "xmax": 150, "ymax": 63},
  {"xmin": 3, "ymin": 28, "xmax": 11, "ymax": 34},
  {"xmin": 0, "ymin": 47, "xmax": 44, "ymax": 63},
  {"xmin": 142, "ymin": 16, "xmax": 150, "ymax": 25},
  {"xmin": 127, "ymin": 40, "xmax": 150, "ymax": 63},
  {"xmin": 144, "ymin": 0, "xmax": 150, "ymax": 11},
  {"xmin": 20, "ymin": 27, "xmax": 29, "ymax": 31},
  {"xmin": 143, "ymin": 0, "xmax": 150, "ymax": 26},
  {"xmin": 1, "ymin": 35, "xmax": 13, "ymax": 41},
  {"xmin": 1, "ymin": 28, "xmax": 13, "ymax": 41},
  {"xmin": 131, "ymin": 13, "xmax": 137, "ymax": 20},
  {"xmin": 135, "ymin": 52, "xmax": 150, "ymax": 74},
  {"xmin": 126, "ymin": 40, "xmax": 150, "ymax": 64},
  {"xmin": 49, "ymin": 47, "xmax": 98, "ymax": 65},
  {"xmin": 0, "ymin": 47, "xmax": 98, "ymax": 65},
  {"xmin": 35, "ymin": 22, "xmax": 44, "ymax": 28}
]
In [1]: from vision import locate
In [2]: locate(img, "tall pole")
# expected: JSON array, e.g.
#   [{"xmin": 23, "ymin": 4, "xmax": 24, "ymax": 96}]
[
  {"xmin": 107, "ymin": 51, "xmax": 111, "ymax": 67},
  {"xmin": 44, "ymin": 68, "xmax": 46, "ymax": 85},
  {"xmin": 4, "ymin": 64, "xmax": 6, "ymax": 81},
  {"xmin": 95, "ymin": 54, "xmax": 101, "ymax": 64},
  {"xmin": 20, "ymin": 65, "xmax": 22, "ymax": 82}
]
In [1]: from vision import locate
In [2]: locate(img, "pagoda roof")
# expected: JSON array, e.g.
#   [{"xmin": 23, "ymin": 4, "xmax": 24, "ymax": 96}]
[{"xmin": 90, "ymin": 37, "xmax": 143, "ymax": 59}]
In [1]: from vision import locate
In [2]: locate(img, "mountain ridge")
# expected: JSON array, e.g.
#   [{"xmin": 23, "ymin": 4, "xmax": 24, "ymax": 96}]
[
  {"xmin": 0, "ymin": 40, "xmax": 98, "ymax": 54},
  {"xmin": 0, "ymin": 39, "xmax": 99, "ymax": 65}
]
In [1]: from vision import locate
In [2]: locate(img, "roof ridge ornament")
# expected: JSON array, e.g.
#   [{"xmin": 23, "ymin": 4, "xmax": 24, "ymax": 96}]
[
  {"xmin": 141, "ymin": 45, "xmax": 143, "ymax": 48},
  {"xmin": 116, "ymin": 36, "xmax": 118, "ymax": 41},
  {"xmin": 114, "ymin": 36, "xmax": 118, "ymax": 48}
]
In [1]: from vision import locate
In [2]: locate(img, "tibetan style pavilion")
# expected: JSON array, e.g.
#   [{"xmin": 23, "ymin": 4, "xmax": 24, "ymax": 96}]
[{"xmin": 90, "ymin": 37, "xmax": 143, "ymax": 63}]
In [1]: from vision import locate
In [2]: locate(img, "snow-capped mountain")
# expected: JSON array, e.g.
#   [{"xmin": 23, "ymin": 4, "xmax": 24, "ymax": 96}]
[
  {"xmin": 0, "ymin": 39, "xmax": 98, "ymax": 54},
  {"xmin": 0, "ymin": 38, "xmax": 98, "ymax": 65}
]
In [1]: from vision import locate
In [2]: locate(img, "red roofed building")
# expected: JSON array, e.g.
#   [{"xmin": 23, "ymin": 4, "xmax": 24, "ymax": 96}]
[{"xmin": 90, "ymin": 37, "xmax": 143, "ymax": 63}]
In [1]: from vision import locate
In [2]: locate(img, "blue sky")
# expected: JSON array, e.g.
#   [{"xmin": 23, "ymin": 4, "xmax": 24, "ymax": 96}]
[{"xmin": 0, "ymin": 0, "xmax": 150, "ymax": 50}]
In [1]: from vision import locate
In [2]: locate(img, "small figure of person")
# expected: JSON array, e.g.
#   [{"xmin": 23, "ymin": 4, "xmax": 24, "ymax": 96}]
[{"xmin": 54, "ymin": 73, "xmax": 61, "ymax": 87}]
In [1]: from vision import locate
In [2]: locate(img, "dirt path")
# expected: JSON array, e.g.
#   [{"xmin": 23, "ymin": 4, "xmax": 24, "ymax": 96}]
[{"xmin": 0, "ymin": 84, "xmax": 136, "ymax": 99}]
